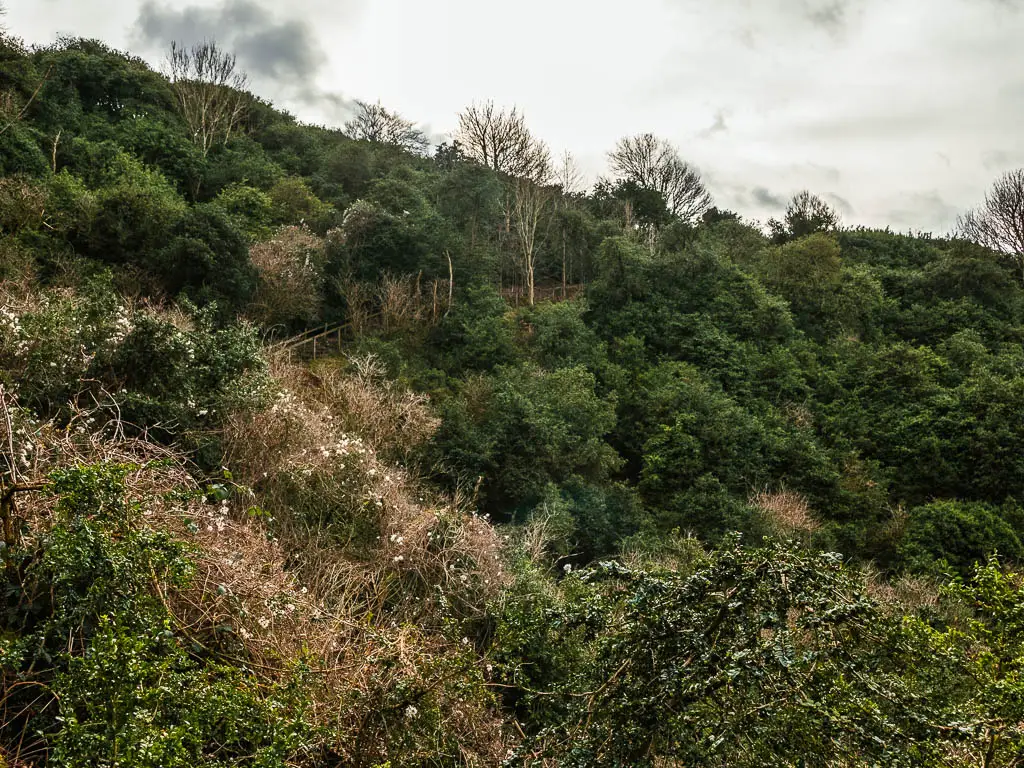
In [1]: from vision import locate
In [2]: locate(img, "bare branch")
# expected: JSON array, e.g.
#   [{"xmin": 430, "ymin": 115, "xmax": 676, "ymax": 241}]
[
  {"xmin": 958, "ymin": 169, "xmax": 1024, "ymax": 278},
  {"xmin": 512, "ymin": 178, "xmax": 553, "ymax": 305},
  {"xmin": 556, "ymin": 151, "xmax": 584, "ymax": 197},
  {"xmin": 0, "ymin": 63, "xmax": 53, "ymax": 138},
  {"xmin": 166, "ymin": 39, "xmax": 250, "ymax": 157},
  {"xmin": 455, "ymin": 100, "xmax": 552, "ymax": 183},
  {"xmin": 345, "ymin": 100, "xmax": 429, "ymax": 155},
  {"xmin": 608, "ymin": 133, "xmax": 712, "ymax": 223}
]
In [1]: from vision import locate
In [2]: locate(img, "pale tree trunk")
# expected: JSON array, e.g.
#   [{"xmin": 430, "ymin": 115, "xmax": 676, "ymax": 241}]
[
  {"xmin": 513, "ymin": 178, "xmax": 549, "ymax": 306},
  {"xmin": 562, "ymin": 228, "xmax": 567, "ymax": 299}
]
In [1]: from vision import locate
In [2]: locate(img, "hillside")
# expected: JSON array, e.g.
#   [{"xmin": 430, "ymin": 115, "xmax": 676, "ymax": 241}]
[{"xmin": 2, "ymin": 30, "xmax": 1024, "ymax": 767}]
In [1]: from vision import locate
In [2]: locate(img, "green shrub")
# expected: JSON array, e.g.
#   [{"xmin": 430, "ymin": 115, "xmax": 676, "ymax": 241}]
[
  {"xmin": 0, "ymin": 463, "xmax": 307, "ymax": 768},
  {"xmin": 900, "ymin": 500, "xmax": 1024, "ymax": 576},
  {"xmin": 499, "ymin": 539, "xmax": 939, "ymax": 767}
]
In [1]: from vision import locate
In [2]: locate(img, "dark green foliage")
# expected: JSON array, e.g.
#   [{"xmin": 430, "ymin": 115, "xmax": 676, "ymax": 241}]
[
  {"xmin": 0, "ymin": 122, "xmax": 49, "ymax": 175},
  {"xmin": 200, "ymin": 137, "xmax": 284, "ymax": 197},
  {"xmin": 520, "ymin": 300, "xmax": 607, "ymax": 373},
  {"xmin": 0, "ymin": 280, "xmax": 267, "ymax": 451},
  {"xmin": 155, "ymin": 203, "xmax": 257, "ymax": 310},
  {"xmin": 768, "ymin": 190, "xmax": 841, "ymax": 243},
  {"xmin": 113, "ymin": 115, "xmax": 206, "ymax": 196},
  {"xmin": 212, "ymin": 183, "xmax": 274, "ymax": 241},
  {"xmin": 110, "ymin": 304, "xmax": 267, "ymax": 439},
  {"xmin": 433, "ymin": 364, "xmax": 619, "ymax": 517},
  {"xmin": 531, "ymin": 480, "xmax": 647, "ymax": 560},
  {"xmin": 497, "ymin": 540, "xmax": 940, "ymax": 767},
  {"xmin": 32, "ymin": 38, "xmax": 176, "ymax": 129},
  {"xmin": 900, "ymin": 501, "xmax": 1024, "ymax": 576},
  {"xmin": 429, "ymin": 284, "xmax": 518, "ymax": 374},
  {"xmin": 76, "ymin": 154, "xmax": 186, "ymax": 266}
]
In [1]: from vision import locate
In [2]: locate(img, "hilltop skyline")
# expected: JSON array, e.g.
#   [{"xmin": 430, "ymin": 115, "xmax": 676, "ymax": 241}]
[{"xmin": 8, "ymin": 0, "xmax": 1024, "ymax": 232}]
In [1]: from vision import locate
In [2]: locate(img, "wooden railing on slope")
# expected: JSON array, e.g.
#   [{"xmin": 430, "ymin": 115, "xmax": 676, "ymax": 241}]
[{"xmin": 267, "ymin": 321, "xmax": 351, "ymax": 363}]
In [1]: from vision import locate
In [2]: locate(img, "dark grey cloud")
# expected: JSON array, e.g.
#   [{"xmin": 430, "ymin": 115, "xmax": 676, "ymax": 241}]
[
  {"xmin": 751, "ymin": 186, "xmax": 788, "ymax": 209},
  {"xmin": 235, "ymin": 22, "xmax": 323, "ymax": 80},
  {"xmin": 132, "ymin": 0, "xmax": 358, "ymax": 123},
  {"xmin": 135, "ymin": 0, "xmax": 324, "ymax": 80},
  {"xmin": 826, "ymin": 192, "xmax": 854, "ymax": 215}
]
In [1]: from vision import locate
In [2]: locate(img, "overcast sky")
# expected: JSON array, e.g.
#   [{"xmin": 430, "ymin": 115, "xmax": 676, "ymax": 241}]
[{"xmin": 7, "ymin": 0, "xmax": 1024, "ymax": 231}]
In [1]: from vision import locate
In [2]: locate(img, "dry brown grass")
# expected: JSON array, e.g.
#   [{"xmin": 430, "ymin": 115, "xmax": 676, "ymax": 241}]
[
  {"xmin": 248, "ymin": 226, "xmax": 324, "ymax": 327},
  {"xmin": 314, "ymin": 354, "xmax": 439, "ymax": 458},
  {"xmin": 334, "ymin": 273, "xmax": 453, "ymax": 335},
  {"xmin": 0, "ymin": 266, "xmax": 45, "ymax": 315},
  {"xmin": 750, "ymin": 487, "xmax": 821, "ymax": 536},
  {"xmin": 861, "ymin": 563, "xmax": 942, "ymax": 615},
  {"xmin": 1, "ymin": 355, "xmax": 514, "ymax": 764},
  {"xmin": 377, "ymin": 272, "xmax": 421, "ymax": 332},
  {"xmin": 617, "ymin": 530, "xmax": 707, "ymax": 574},
  {"xmin": 0, "ymin": 239, "xmax": 38, "ymax": 289},
  {"xmin": 782, "ymin": 401, "xmax": 814, "ymax": 429},
  {"xmin": 221, "ymin": 353, "xmax": 503, "ymax": 613},
  {"xmin": 216, "ymin": 352, "xmax": 511, "ymax": 761}
]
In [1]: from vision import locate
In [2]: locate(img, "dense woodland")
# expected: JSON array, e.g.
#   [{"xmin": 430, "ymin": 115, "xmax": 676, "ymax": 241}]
[{"xmin": 2, "ymin": 26, "xmax": 1024, "ymax": 768}]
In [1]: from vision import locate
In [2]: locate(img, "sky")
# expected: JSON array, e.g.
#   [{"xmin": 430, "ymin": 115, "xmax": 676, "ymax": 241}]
[{"xmin": 6, "ymin": 0, "xmax": 1024, "ymax": 232}]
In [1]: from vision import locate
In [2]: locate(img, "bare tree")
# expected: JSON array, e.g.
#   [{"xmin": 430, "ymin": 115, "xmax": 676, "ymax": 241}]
[
  {"xmin": 556, "ymin": 150, "xmax": 584, "ymax": 197},
  {"xmin": 345, "ymin": 100, "xmax": 429, "ymax": 154},
  {"xmin": 167, "ymin": 40, "xmax": 249, "ymax": 157},
  {"xmin": 455, "ymin": 100, "xmax": 552, "ymax": 182},
  {"xmin": 555, "ymin": 151, "xmax": 583, "ymax": 295},
  {"xmin": 958, "ymin": 169, "xmax": 1024, "ymax": 279},
  {"xmin": 608, "ymin": 133, "xmax": 712, "ymax": 223},
  {"xmin": 511, "ymin": 177, "xmax": 552, "ymax": 305}
]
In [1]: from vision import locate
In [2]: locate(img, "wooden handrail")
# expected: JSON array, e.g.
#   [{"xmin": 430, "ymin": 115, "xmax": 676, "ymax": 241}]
[
  {"xmin": 267, "ymin": 311, "xmax": 386, "ymax": 354},
  {"xmin": 268, "ymin": 321, "xmax": 347, "ymax": 352}
]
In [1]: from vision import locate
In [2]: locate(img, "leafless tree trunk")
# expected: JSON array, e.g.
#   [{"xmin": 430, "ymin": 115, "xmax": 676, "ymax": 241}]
[
  {"xmin": 167, "ymin": 40, "xmax": 250, "ymax": 158},
  {"xmin": 345, "ymin": 100, "xmax": 429, "ymax": 154},
  {"xmin": 608, "ymin": 133, "xmax": 712, "ymax": 223},
  {"xmin": 561, "ymin": 225, "xmax": 568, "ymax": 298},
  {"xmin": 446, "ymin": 250, "xmax": 454, "ymax": 316},
  {"xmin": 456, "ymin": 100, "xmax": 552, "ymax": 182},
  {"xmin": 556, "ymin": 151, "xmax": 583, "ymax": 297},
  {"xmin": 958, "ymin": 169, "xmax": 1024, "ymax": 280},
  {"xmin": 512, "ymin": 178, "xmax": 552, "ymax": 306},
  {"xmin": 51, "ymin": 128, "xmax": 62, "ymax": 173},
  {"xmin": 556, "ymin": 150, "xmax": 584, "ymax": 196}
]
